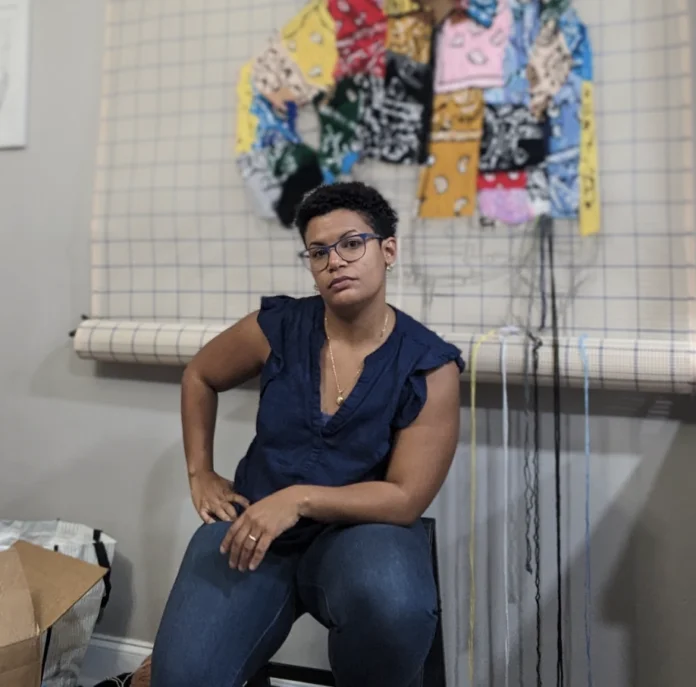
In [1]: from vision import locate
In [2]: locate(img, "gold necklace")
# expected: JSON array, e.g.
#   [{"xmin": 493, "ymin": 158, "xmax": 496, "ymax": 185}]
[{"xmin": 325, "ymin": 310, "xmax": 390, "ymax": 407}]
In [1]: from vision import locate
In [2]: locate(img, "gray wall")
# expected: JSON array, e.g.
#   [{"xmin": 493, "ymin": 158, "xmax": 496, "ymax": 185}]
[{"xmin": 1, "ymin": 1, "xmax": 696, "ymax": 686}]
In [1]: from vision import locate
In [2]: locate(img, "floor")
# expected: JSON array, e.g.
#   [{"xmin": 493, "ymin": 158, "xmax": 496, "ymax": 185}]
[{"xmin": 79, "ymin": 635, "xmax": 319, "ymax": 686}]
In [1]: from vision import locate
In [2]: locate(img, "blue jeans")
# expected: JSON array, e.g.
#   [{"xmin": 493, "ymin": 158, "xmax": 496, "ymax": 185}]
[{"xmin": 151, "ymin": 520, "xmax": 438, "ymax": 687}]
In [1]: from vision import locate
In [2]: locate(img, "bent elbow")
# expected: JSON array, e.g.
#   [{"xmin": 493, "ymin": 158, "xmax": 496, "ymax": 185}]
[
  {"xmin": 394, "ymin": 496, "xmax": 426, "ymax": 528},
  {"xmin": 181, "ymin": 361, "xmax": 214, "ymax": 395},
  {"xmin": 181, "ymin": 362, "xmax": 200, "ymax": 387},
  {"xmin": 396, "ymin": 513, "xmax": 421, "ymax": 527}
]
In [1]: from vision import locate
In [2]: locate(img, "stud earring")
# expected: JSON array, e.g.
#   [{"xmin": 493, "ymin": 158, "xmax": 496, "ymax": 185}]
[{"xmin": 386, "ymin": 264, "xmax": 394, "ymax": 273}]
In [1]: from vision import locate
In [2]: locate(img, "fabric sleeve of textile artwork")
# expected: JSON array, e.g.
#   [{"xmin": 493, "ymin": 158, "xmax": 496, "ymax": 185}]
[{"xmin": 236, "ymin": 0, "xmax": 598, "ymax": 232}]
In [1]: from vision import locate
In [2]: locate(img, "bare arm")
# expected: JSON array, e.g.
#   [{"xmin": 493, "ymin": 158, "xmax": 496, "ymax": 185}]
[
  {"xmin": 297, "ymin": 361, "xmax": 461, "ymax": 526},
  {"xmin": 182, "ymin": 310, "xmax": 270, "ymax": 479}
]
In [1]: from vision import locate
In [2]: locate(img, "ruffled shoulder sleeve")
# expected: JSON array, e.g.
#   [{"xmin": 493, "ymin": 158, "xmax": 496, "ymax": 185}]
[
  {"xmin": 256, "ymin": 294, "xmax": 304, "ymax": 384},
  {"xmin": 256, "ymin": 294, "xmax": 297, "ymax": 354},
  {"xmin": 392, "ymin": 331, "xmax": 465, "ymax": 430}
]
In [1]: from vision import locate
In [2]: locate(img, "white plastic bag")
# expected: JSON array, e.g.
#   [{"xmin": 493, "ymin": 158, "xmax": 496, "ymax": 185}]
[{"xmin": 0, "ymin": 519, "xmax": 116, "ymax": 687}]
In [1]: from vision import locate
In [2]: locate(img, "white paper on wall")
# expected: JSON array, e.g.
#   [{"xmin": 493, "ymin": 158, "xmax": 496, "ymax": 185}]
[{"xmin": 0, "ymin": 0, "xmax": 29, "ymax": 149}]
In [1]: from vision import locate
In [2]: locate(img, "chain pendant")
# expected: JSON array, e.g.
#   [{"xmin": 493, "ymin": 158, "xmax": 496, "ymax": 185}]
[{"xmin": 326, "ymin": 310, "xmax": 388, "ymax": 413}]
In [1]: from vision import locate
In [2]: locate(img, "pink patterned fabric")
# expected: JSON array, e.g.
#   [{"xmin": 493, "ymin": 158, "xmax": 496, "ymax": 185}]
[
  {"xmin": 478, "ymin": 188, "xmax": 533, "ymax": 224},
  {"xmin": 477, "ymin": 170, "xmax": 533, "ymax": 224},
  {"xmin": 434, "ymin": 0, "xmax": 512, "ymax": 93}
]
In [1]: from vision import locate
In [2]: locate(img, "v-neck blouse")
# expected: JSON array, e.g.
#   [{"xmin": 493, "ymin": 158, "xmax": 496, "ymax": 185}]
[{"xmin": 232, "ymin": 294, "xmax": 465, "ymax": 548}]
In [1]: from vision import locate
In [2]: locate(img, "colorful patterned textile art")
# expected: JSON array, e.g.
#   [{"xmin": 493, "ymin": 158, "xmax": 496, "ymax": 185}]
[{"xmin": 237, "ymin": 0, "xmax": 597, "ymax": 231}]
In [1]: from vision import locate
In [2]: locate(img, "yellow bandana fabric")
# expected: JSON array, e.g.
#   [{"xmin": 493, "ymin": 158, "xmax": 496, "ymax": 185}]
[
  {"xmin": 384, "ymin": 0, "xmax": 422, "ymax": 16},
  {"xmin": 579, "ymin": 80, "xmax": 600, "ymax": 235},
  {"xmin": 386, "ymin": 12, "xmax": 432, "ymax": 64},
  {"xmin": 281, "ymin": 0, "xmax": 338, "ymax": 94},
  {"xmin": 235, "ymin": 61, "xmax": 258, "ymax": 154}
]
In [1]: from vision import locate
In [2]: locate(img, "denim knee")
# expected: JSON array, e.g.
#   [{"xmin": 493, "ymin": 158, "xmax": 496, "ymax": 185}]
[{"xmin": 341, "ymin": 572, "xmax": 438, "ymax": 638}]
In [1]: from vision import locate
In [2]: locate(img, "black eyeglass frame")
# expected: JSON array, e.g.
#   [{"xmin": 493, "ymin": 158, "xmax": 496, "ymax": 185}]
[{"xmin": 298, "ymin": 232, "xmax": 384, "ymax": 272}]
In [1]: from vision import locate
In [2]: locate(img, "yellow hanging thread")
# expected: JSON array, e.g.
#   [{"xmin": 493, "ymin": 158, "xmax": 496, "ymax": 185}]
[{"xmin": 468, "ymin": 328, "xmax": 499, "ymax": 686}]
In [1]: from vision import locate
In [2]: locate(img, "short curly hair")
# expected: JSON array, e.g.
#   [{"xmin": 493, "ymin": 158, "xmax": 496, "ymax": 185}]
[{"xmin": 295, "ymin": 181, "xmax": 398, "ymax": 242}]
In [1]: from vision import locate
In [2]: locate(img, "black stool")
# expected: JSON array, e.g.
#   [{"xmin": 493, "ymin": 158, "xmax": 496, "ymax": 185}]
[{"xmin": 248, "ymin": 517, "xmax": 446, "ymax": 687}]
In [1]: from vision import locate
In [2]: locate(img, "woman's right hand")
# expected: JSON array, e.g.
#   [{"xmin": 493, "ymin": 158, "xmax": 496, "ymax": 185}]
[{"xmin": 189, "ymin": 471, "xmax": 250, "ymax": 524}]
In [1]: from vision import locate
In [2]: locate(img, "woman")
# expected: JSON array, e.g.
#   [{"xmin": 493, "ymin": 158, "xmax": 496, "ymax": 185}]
[{"xmin": 151, "ymin": 182, "xmax": 464, "ymax": 687}]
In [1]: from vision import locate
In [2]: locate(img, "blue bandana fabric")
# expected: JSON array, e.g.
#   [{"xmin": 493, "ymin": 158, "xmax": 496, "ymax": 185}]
[
  {"xmin": 484, "ymin": 1, "xmax": 539, "ymax": 107},
  {"xmin": 251, "ymin": 97, "xmax": 301, "ymax": 151},
  {"xmin": 547, "ymin": 76, "xmax": 581, "ymax": 218},
  {"xmin": 547, "ymin": 8, "xmax": 593, "ymax": 218},
  {"xmin": 468, "ymin": 0, "xmax": 499, "ymax": 28}
]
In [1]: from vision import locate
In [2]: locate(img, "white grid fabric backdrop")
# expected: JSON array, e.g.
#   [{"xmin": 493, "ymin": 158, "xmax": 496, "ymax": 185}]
[{"xmin": 79, "ymin": 0, "xmax": 696, "ymax": 390}]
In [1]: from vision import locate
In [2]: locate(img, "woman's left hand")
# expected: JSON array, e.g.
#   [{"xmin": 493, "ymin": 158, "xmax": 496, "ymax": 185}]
[{"xmin": 220, "ymin": 486, "xmax": 304, "ymax": 572}]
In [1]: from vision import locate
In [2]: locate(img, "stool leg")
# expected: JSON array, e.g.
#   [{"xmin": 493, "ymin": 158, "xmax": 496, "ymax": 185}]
[
  {"xmin": 421, "ymin": 517, "xmax": 447, "ymax": 687},
  {"xmin": 246, "ymin": 666, "xmax": 271, "ymax": 687}
]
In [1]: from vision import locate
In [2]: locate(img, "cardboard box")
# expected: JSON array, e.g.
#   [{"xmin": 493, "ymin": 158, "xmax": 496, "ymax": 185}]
[{"xmin": 0, "ymin": 540, "xmax": 108, "ymax": 687}]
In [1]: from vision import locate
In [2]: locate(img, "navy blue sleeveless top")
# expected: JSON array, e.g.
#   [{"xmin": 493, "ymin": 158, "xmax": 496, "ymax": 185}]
[{"xmin": 233, "ymin": 295, "xmax": 465, "ymax": 548}]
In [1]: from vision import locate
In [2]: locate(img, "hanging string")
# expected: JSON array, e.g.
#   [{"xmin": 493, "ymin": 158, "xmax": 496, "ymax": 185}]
[
  {"xmin": 523, "ymin": 222, "xmax": 541, "ymax": 580},
  {"xmin": 499, "ymin": 326, "xmax": 520, "ymax": 687},
  {"xmin": 526, "ymin": 218, "xmax": 545, "ymax": 687},
  {"xmin": 522, "ymin": 333, "xmax": 534, "ymax": 575},
  {"xmin": 520, "ymin": 331, "xmax": 538, "ymax": 687},
  {"xmin": 501, "ymin": 335, "xmax": 511, "ymax": 687},
  {"xmin": 469, "ymin": 328, "xmax": 498, "ymax": 687},
  {"xmin": 539, "ymin": 223, "xmax": 548, "ymax": 331},
  {"xmin": 578, "ymin": 335, "xmax": 594, "ymax": 687},
  {"xmin": 543, "ymin": 215, "xmax": 565, "ymax": 687},
  {"xmin": 531, "ymin": 334, "xmax": 543, "ymax": 687},
  {"xmin": 519, "ymin": 213, "xmax": 542, "ymax": 687}
]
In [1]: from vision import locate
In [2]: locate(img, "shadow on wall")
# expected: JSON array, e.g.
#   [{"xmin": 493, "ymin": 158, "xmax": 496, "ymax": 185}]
[
  {"xmin": 28, "ymin": 344, "xmax": 182, "ymax": 412},
  {"xmin": 478, "ymin": 422, "xmax": 696, "ymax": 687},
  {"xmin": 467, "ymin": 380, "xmax": 696, "ymax": 429},
  {"xmin": 602, "ymin": 422, "xmax": 696, "ymax": 687},
  {"xmin": 140, "ymin": 438, "xmax": 205, "ymax": 639},
  {"xmin": 30, "ymin": 343, "xmax": 261, "ymax": 418},
  {"xmin": 103, "ymin": 551, "xmax": 135, "ymax": 638}
]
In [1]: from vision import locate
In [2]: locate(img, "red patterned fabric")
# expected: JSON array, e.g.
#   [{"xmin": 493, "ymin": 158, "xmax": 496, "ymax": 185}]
[
  {"xmin": 329, "ymin": 0, "xmax": 387, "ymax": 78},
  {"xmin": 477, "ymin": 170, "xmax": 527, "ymax": 190},
  {"xmin": 330, "ymin": 0, "xmax": 384, "ymax": 37}
]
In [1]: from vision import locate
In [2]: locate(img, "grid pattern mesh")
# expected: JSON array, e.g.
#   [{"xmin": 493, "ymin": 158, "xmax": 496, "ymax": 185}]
[{"xmin": 90, "ymin": 0, "xmax": 695, "ymax": 343}]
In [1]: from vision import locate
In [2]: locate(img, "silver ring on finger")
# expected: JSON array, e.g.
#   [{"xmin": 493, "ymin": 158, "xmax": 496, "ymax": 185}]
[{"xmin": 247, "ymin": 534, "xmax": 258, "ymax": 543}]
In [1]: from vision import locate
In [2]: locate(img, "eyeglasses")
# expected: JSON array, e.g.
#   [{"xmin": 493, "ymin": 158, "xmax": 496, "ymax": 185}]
[{"xmin": 299, "ymin": 233, "xmax": 382, "ymax": 272}]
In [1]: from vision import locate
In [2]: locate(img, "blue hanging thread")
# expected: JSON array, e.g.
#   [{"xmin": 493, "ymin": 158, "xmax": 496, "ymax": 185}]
[{"xmin": 578, "ymin": 335, "xmax": 594, "ymax": 687}]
